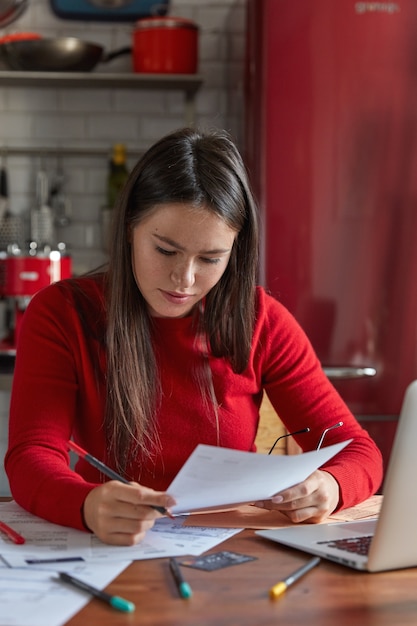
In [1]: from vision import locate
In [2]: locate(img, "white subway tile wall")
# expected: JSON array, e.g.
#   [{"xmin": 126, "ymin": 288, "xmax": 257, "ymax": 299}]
[
  {"xmin": 0, "ymin": 0, "xmax": 246, "ymax": 495},
  {"xmin": 0, "ymin": 0, "xmax": 246, "ymax": 275}
]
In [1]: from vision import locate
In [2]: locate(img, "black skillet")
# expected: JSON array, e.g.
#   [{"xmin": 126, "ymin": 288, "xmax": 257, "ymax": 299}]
[{"xmin": 0, "ymin": 36, "xmax": 131, "ymax": 72}]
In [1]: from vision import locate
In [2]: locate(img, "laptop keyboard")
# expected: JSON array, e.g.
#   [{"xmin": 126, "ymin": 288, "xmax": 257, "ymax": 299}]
[{"xmin": 317, "ymin": 535, "xmax": 372, "ymax": 556}]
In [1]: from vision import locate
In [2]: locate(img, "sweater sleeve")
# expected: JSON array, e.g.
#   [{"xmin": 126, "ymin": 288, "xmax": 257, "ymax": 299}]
[
  {"xmin": 255, "ymin": 289, "xmax": 383, "ymax": 511},
  {"xmin": 5, "ymin": 280, "xmax": 105, "ymax": 531}
]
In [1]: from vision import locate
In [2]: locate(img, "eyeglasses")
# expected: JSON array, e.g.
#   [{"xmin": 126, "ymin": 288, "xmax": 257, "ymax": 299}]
[
  {"xmin": 316, "ymin": 421, "xmax": 343, "ymax": 450},
  {"xmin": 268, "ymin": 428, "xmax": 310, "ymax": 455},
  {"xmin": 267, "ymin": 421, "xmax": 343, "ymax": 455}
]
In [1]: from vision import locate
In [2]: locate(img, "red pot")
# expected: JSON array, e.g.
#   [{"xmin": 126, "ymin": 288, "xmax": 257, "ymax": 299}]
[{"xmin": 132, "ymin": 16, "xmax": 199, "ymax": 74}]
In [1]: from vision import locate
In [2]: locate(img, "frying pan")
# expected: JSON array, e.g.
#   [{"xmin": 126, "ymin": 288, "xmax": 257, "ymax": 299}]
[
  {"xmin": 0, "ymin": 37, "xmax": 131, "ymax": 72},
  {"xmin": 0, "ymin": 0, "xmax": 27, "ymax": 27}
]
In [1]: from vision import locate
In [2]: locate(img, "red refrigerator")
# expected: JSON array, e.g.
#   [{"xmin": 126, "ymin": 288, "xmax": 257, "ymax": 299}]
[{"xmin": 245, "ymin": 0, "xmax": 417, "ymax": 471}]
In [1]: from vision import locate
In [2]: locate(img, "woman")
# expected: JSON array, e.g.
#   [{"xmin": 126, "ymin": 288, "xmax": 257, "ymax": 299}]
[{"xmin": 5, "ymin": 127, "xmax": 383, "ymax": 545}]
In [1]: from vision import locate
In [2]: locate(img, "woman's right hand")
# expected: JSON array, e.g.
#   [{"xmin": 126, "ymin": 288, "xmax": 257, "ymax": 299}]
[{"xmin": 82, "ymin": 481, "xmax": 176, "ymax": 545}]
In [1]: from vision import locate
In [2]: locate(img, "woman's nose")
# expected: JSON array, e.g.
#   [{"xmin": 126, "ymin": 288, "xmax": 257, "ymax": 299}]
[{"xmin": 171, "ymin": 261, "xmax": 195, "ymax": 288}]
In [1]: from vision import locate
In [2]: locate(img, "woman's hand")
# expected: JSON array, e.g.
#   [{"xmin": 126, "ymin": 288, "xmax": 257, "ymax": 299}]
[
  {"xmin": 82, "ymin": 481, "xmax": 176, "ymax": 545},
  {"xmin": 254, "ymin": 470, "xmax": 340, "ymax": 523}
]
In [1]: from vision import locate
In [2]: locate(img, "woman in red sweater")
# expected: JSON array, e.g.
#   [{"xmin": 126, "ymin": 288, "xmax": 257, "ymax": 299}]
[{"xmin": 5, "ymin": 128, "xmax": 383, "ymax": 545}]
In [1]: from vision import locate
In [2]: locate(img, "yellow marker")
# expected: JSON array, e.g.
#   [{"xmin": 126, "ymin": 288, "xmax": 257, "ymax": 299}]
[{"xmin": 269, "ymin": 556, "xmax": 320, "ymax": 600}]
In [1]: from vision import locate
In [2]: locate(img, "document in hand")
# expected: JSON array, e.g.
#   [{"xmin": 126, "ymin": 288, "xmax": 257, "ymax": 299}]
[{"xmin": 167, "ymin": 440, "xmax": 351, "ymax": 515}]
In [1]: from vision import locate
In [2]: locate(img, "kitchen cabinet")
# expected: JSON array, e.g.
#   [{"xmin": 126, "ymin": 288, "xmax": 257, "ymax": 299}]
[{"xmin": 0, "ymin": 71, "xmax": 203, "ymax": 126}]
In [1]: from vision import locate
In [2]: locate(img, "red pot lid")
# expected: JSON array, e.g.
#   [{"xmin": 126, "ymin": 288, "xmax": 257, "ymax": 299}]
[{"xmin": 134, "ymin": 16, "xmax": 199, "ymax": 31}]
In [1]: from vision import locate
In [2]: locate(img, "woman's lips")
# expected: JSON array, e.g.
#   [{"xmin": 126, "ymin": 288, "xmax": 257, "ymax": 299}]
[{"xmin": 160, "ymin": 290, "xmax": 195, "ymax": 305}]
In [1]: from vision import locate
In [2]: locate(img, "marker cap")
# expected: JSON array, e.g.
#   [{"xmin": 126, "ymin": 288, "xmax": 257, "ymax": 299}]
[
  {"xmin": 179, "ymin": 582, "xmax": 193, "ymax": 599},
  {"xmin": 269, "ymin": 581, "xmax": 287, "ymax": 599},
  {"xmin": 110, "ymin": 596, "xmax": 136, "ymax": 612}
]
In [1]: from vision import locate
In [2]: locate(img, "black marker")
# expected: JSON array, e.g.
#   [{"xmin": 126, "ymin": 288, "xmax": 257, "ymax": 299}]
[
  {"xmin": 26, "ymin": 557, "xmax": 84, "ymax": 564},
  {"xmin": 56, "ymin": 572, "xmax": 135, "ymax": 613},
  {"xmin": 169, "ymin": 557, "xmax": 193, "ymax": 599}
]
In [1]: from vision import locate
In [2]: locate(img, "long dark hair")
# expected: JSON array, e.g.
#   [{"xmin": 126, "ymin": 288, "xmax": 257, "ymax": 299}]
[{"xmin": 105, "ymin": 127, "xmax": 259, "ymax": 470}]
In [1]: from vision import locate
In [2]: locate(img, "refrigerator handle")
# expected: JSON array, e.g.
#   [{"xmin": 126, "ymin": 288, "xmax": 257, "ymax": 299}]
[{"xmin": 323, "ymin": 366, "xmax": 377, "ymax": 380}]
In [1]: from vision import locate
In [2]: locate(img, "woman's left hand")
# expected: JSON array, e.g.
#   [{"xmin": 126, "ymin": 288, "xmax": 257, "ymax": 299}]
[{"xmin": 253, "ymin": 470, "xmax": 340, "ymax": 523}]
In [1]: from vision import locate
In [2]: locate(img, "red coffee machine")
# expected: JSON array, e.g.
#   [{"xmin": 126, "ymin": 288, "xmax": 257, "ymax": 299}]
[{"xmin": 0, "ymin": 244, "xmax": 72, "ymax": 354}]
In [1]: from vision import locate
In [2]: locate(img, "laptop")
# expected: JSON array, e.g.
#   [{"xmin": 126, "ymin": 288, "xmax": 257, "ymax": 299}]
[{"xmin": 256, "ymin": 379, "xmax": 417, "ymax": 572}]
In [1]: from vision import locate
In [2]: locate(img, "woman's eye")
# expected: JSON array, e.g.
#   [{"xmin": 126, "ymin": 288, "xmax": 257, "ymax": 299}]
[
  {"xmin": 201, "ymin": 257, "xmax": 221, "ymax": 265},
  {"xmin": 155, "ymin": 246, "xmax": 221, "ymax": 264},
  {"xmin": 156, "ymin": 246, "xmax": 175, "ymax": 256}
]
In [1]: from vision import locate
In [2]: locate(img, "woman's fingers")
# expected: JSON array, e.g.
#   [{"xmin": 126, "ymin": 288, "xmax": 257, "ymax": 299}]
[
  {"xmin": 253, "ymin": 470, "xmax": 340, "ymax": 523},
  {"xmin": 82, "ymin": 481, "xmax": 176, "ymax": 545}
]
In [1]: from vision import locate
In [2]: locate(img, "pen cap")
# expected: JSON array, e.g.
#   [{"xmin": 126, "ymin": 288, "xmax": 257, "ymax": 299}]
[{"xmin": 269, "ymin": 581, "xmax": 287, "ymax": 599}]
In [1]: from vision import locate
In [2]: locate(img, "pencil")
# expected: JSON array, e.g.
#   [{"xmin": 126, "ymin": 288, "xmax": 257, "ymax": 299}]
[
  {"xmin": 269, "ymin": 556, "xmax": 321, "ymax": 599},
  {"xmin": 56, "ymin": 572, "xmax": 135, "ymax": 613},
  {"xmin": 68, "ymin": 440, "xmax": 174, "ymax": 519}
]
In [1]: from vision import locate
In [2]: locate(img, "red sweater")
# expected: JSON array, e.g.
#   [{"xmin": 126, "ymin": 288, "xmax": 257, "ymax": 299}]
[{"xmin": 5, "ymin": 277, "xmax": 383, "ymax": 530}]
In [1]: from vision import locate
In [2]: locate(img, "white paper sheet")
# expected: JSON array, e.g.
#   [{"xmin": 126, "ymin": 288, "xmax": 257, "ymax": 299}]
[
  {"xmin": 87, "ymin": 515, "xmax": 241, "ymax": 562},
  {"xmin": 167, "ymin": 440, "xmax": 351, "ymax": 514},
  {"xmin": 0, "ymin": 560, "xmax": 131, "ymax": 626},
  {"xmin": 0, "ymin": 502, "xmax": 241, "ymax": 568},
  {"xmin": 0, "ymin": 503, "xmax": 242, "ymax": 626},
  {"xmin": 0, "ymin": 501, "xmax": 91, "ymax": 560},
  {"xmin": 0, "ymin": 440, "xmax": 350, "ymax": 626}
]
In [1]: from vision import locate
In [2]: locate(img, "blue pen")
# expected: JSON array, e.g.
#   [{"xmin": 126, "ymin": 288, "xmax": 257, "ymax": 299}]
[
  {"xmin": 169, "ymin": 557, "xmax": 193, "ymax": 599},
  {"xmin": 56, "ymin": 572, "xmax": 135, "ymax": 613}
]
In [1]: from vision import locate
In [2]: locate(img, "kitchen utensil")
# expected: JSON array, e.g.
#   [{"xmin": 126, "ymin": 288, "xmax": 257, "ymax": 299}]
[
  {"xmin": 31, "ymin": 169, "xmax": 55, "ymax": 246},
  {"xmin": 0, "ymin": 162, "xmax": 8, "ymax": 225},
  {"xmin": 49, "ymin": 0, "xmax": 168, "ymax": 21},
  {"xmin": 0, "ymin": 0, "xmax": 27, "ymax": 28},
  {"xmin": 0, "ymin": 215, "xmax": 25, "ymax": 251},
  {"xmin": 0, "ymin": 251, "xmax": 72, "ymax": 298},
  {"xmin": 0, "ymin": 37, "xmax": 131, "ymax": 72},
  {"xmin": 0, "ymin": 247, "xmax": 72, "ymax": 348},
  {"xmin": 50, "ymin": 158, "xmax": 71, "ymax": 227},
  {"xmin": 133, "ymin": 16, "xmax": 199, "ymax": 74}
]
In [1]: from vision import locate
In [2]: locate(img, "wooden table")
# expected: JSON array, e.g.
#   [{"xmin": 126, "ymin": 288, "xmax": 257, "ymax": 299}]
[{"xmin": 64, "ymin": 528, "xmax": 417, "ymax": 626}]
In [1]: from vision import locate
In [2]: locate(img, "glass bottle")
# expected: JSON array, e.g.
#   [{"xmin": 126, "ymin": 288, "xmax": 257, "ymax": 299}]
[{"xmin": 107, "ymin": 143, "xmax": 129, "ymax": 209}]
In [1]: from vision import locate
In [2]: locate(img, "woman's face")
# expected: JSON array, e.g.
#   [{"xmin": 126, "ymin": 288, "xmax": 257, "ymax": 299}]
[{"xmin": 130, "ymin": 203, "xmax": 237, "ymax": 318}]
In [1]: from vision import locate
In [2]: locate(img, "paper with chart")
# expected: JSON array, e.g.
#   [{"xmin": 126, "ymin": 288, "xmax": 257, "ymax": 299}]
[{"xmin": 167, "ymin": 440, "xmax": 351, "ymax": 514}]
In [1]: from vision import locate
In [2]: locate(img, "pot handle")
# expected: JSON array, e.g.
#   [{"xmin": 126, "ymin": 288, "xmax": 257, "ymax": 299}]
[{"xmin": 102, "ymin": 46, "xmax": 132, "ymax": 63}]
